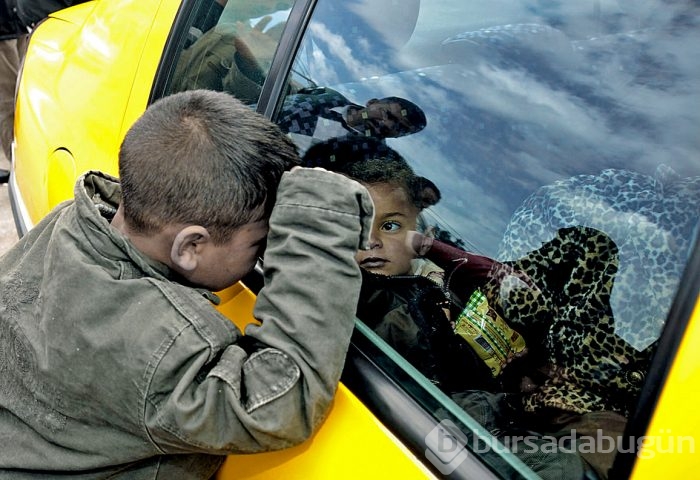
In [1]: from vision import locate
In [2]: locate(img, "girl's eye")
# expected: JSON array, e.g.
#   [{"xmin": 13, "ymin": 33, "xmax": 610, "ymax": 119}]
[{"xmin": 380, "ymin": 221, "xmax": 401, "ymax": 232}]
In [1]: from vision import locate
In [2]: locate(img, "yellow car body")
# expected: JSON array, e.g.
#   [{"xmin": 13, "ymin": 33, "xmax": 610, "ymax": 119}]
[{"xmin": 9, "ymin": 0, "xmax": 700, "ymax": 478}]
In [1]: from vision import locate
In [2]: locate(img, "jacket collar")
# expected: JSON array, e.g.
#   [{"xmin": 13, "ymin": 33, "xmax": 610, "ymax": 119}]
[{"xmin": 73, "ymin": 171, "xmax": 173, "ymax": 280}]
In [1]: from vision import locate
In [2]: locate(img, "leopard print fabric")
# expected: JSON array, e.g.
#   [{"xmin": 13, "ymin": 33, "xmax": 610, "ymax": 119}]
[
  {"xmin": 480, "ymin": 226, "xmax": 656, "ymax": 416},
  {"xmin": 497, "ymin": 165, "xmax": 700, "ymax": 351}
]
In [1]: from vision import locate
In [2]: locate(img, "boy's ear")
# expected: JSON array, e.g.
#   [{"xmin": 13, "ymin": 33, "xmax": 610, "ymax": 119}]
[
  {"xmin": 170, "ymin": 225, "xmax": 211, "ymax": 272},
  {"xmin": 414, "ymin": 176, "xmax": 441, "ymax": 208}
]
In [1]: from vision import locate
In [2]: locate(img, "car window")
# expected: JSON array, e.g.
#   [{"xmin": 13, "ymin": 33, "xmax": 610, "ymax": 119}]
[
  {"xmin": 165, "ymin": 0, "xmax": 294, "ymax": 105},
  {"xmin": 274, "ymin": 0, "xmax": 700, "ymax": 477}
]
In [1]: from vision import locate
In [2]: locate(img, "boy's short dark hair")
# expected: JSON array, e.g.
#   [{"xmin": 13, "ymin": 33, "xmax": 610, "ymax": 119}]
[
  {"xmin": 302, "ymin": 136, "xmax": 440, "ymax": 209},
  {"xmin": 118, "ymin": 90, "xmax": 300, "ymax": 243}
]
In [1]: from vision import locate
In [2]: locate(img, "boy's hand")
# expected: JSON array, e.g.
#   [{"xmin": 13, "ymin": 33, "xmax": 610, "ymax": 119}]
[{"xmin": 286, "ymin": 167, "xmax": 374, "ymax": 250}]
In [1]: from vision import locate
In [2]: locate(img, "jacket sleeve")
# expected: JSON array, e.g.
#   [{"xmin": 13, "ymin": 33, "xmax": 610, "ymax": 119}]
[{"xmin": 145, "ymin": 168, "xmax": 374, "ymax": 454}]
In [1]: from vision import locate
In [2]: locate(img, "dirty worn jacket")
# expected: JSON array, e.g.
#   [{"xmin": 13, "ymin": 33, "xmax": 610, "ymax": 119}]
[{"xmin": 0, "ymin": 169, "xmax": 372, "ymax": 478}]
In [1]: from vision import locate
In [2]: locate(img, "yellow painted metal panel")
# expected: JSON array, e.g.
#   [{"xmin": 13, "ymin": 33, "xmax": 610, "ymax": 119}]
[
  {"xmin": 14, "ymin": 18, "xmax": 76, "ymax": 223},
  {"xmin": 13, "ymin": 0, "xmax": 165, "ymax": 226},
  {"xmin": 121, "ymin": 0, "xmax": 183, "ymax": 137},
  {"xmin": 46, "ymin": 149, "xmax": 77, "ymax": 207},
  {"xmin": 630, "ymin": 298, "xmax": 700, "ymax": 479},
  {"xmin": 218, "ymin": 384, "xmax": 435, "ymax": 479}
]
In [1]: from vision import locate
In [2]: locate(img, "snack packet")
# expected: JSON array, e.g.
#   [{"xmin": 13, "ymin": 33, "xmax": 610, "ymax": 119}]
[
  {"xmin": 454, "ymin": 289, "xmax": 527, "ymax": 377},
  {"xmin": 407, "ymin": 231, "xmax": 530, "ymax": 377}
]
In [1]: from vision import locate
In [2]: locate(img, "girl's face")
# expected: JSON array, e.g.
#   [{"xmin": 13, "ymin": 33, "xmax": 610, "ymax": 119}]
[{"xmin": 355, "ymin": 182, "xmax": 420, "ymax": 276}]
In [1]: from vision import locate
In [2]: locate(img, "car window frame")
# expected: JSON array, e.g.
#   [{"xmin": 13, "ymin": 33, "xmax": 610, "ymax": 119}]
[
  {"xmin": 150, "ymin": 0, "xmax": 313, "ymax": 110},
  {"xmin": 343, "ymin": 327, "xmax": 502, "ymax": 479},
  {"xmin": 149, "ymin": 0, "xmax": 198, "ymax": 104},
  {"xmin": 256, "ymin": 0, "xmax": 315, "ymax": 117}
]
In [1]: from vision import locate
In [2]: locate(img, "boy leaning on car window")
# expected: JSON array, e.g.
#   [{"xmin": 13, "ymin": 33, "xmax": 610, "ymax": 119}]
[{"xmin": 0, "ymin": 90, "xmax": 374, "ymax": 478}]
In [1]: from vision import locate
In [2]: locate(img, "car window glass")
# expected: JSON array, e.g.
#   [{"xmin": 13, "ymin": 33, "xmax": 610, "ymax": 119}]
[
  {"xmin": 275, "ymin": 0, "xmax": 700, "ymax": 478},
  {"xmin": 166, "ymin": 0, "xmax": 294, "ymax": 105}
]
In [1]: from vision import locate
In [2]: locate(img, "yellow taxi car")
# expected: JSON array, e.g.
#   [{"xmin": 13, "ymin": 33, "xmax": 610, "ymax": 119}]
[{"xmin": 8, "ymin": 0, "xmax": 700, "ymax": 478}]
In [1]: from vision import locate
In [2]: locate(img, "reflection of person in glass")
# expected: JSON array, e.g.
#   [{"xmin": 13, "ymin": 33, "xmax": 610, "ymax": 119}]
[
  {"xmin": 343, "ymin": 96, "xmax": 427, "ymax": 138},
  {"xmin": 173, "ymin": 0, "xmax": 293, "ymax": 104},
  {"xmin": 278, "ymin": 87, "xmax": 427, "ymax": 146}
]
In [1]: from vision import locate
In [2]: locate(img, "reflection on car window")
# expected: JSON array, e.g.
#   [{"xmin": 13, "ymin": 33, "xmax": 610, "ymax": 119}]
[
  {"xmin": 166, "ymin": 0, "xmax": 294, "ymax": 105},
  {"xmin": 275, "ymin": 0, "xmax": 699, "ymax": 478},
  {"xmin": 277, "ymin": 87, "xmax": 427, "ymax": 156}
]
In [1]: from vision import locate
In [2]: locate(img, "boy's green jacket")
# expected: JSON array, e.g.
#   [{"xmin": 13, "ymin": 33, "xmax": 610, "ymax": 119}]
[{"xmin": 0, "ymin": 169, "xmax": 372, "ymax": 478}]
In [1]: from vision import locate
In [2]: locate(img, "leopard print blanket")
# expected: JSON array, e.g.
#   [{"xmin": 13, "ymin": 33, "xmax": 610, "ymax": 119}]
[
  {"xmin": 484, "ymin": 226, "xmax": 655, "ymax": 416},
  {"xmin": 498, "ymin": 165, "xmax": 699, "ymax": 351},
  {"xmin": 490, "ymin": 166, "xmax": 699, "ymax": 415}
]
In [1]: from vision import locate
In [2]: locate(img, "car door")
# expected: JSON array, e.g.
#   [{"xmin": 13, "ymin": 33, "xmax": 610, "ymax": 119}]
[{"xmin": 156, "ymin": 0, "xmax": 700, "ymax": 478}]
